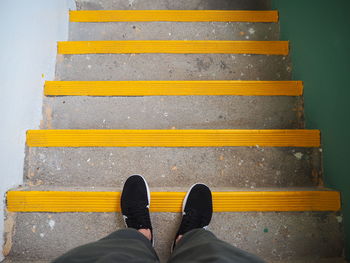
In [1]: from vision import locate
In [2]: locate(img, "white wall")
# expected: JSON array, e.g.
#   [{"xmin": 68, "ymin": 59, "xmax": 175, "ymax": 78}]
[{"xmin": 0, "ymin": 0, "xmax": 75, "ymax": 260}]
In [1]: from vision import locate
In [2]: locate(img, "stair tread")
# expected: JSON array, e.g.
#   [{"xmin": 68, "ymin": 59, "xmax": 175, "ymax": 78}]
[
  {"xmin": 24, "ymin": 147, "xmax": 321, "ymax": 188},
  {"xmin": 42, "ymin": 96, "xmax": 302, "ymax": 129},
  {"xmin": 6, "ymin": 211, "xmax": 344, "ymax": 261},
  {"xmin": 55, "ymin": 54, "xmax": 291, "ymax": 81},
  {"xmin": 75, "ymin": 0, "xmax": 272, "ymax": 11},
  {"xmin": 69, "ymin": 21, "xmax": 279, "ymax": 41}
]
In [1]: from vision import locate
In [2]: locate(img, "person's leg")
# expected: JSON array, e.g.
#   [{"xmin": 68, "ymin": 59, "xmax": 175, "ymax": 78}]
[
  {"xmin": 169, "ymin": 228, "xmax": 265, "ymax": 263},
  {"xmin": 53, "ymin": 228, "xmax": 158, "ymax": 263},
  {"xmin": 168, "ymin": 183, "xmax": 265, "ymax": 263},
  {"xmin": 52, "ymin": 175, "xmax": 159, "ymax": 263}
]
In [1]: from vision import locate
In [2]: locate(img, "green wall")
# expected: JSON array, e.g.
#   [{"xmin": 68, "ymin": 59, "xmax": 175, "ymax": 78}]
[{"xmin": 271, "ymin": 0, "xmax": 350, "ymax": 259}]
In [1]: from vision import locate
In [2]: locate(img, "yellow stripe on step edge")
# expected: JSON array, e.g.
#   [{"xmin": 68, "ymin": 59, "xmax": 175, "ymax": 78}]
[
  {"xmin": 26, "ymin": 129, "xmax": 320, "ymax": 147},
  {"xmin": 44, "ymin": 81, "xmax": 303, "ymax": 96},
  {"xmin": 57, "ymin": 41, "xmax": 289, "ymax": 55},
  {"xmin": 69, "ymin": 10, "xmax": 279, "ymax": 22},
  {"xmin": 6, "ymin": 190, "xmax": 340, "ymax": 212}
]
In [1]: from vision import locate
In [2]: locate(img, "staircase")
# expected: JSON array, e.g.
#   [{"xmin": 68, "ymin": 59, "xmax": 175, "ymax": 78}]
[{"xmin": 3, "ymin": 0, "xmax": 345, "ymax": 262}]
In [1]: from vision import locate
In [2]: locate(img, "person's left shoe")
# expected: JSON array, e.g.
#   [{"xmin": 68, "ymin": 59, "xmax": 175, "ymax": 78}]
[{"xmin": 121, "ymin": 175, "xmax": 153, "ymax": 245}]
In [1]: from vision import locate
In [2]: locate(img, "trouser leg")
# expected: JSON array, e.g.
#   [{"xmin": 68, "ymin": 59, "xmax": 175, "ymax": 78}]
[
  {"xmin": 168, "ymin": 229, "xmax": 265, "ymax": 263},
  {"xmin": 52, "ymin": 228, "xmax": 159, "ymax": 263}
]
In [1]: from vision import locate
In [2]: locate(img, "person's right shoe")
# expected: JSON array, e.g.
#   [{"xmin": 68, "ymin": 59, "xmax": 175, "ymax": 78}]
[
  {"xmin": 172, "ymin": 183, "xmax": 213, "ymax": 251},
  {"xmin": 121, "ymin": 175, "xmax": 153, "ymax": 245}
]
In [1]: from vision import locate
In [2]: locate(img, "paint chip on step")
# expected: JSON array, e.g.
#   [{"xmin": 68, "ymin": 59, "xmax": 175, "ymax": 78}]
[
  {"xmin": 248, "ymin": 28, "xmax": 255, "ymax": 34},
  {"xmin": 294, "ymin": 152, "xmax": 303, "ymax": 160},
  {"xmin": 48, "ymin": 219, "xmax": 55, "ymax": 230}
]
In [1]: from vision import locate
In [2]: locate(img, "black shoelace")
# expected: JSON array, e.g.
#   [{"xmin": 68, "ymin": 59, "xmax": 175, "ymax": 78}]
[
  {"xmin": 125, "ymin": 205, "xmax": 151, "ymax": 230},
  {"xmin": 178, "ymin": 209, "xmax": 206, "ymax": 235}
]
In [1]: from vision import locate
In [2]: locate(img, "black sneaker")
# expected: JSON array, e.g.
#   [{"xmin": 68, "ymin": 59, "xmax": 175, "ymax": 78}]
[
  {"xmin": 172, "ymin": 183, "xmax": 213, "ymax": 251},
  {"xmin": 121, "ymin": 175, "xmax": 153, "ymax": 245}
]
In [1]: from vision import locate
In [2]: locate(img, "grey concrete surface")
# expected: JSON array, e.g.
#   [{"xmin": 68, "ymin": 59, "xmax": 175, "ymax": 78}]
[
  {"xmin": 55, "ymin": 54, "xmax": 292, "ymax": 81},
  {"xmin": 69, "ymin": 22, "xmax": 279, "ymax": 41},
  {"xmin": 7, "ymin": 212, "xmax": 343, "ymax": 262},
  {"xmin": 7, "ymin": 0, "xmax": 346, "ymax": 262},
  {"xmin": 75, "ymin": 0, "xmax": 271, "ymax": 11},
  {"xmin": 24, "ymin": 147, "xmax": 322, "ymax": 188},
  {"xmin": 42, "ymin": 96, "xmax": 303, "ymax": 129}
]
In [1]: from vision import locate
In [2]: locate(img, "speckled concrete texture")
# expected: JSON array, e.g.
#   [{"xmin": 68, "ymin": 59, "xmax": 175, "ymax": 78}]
[
  {"xmin": 24, "ymin": 147, "xmax": 322, "ymax": 188},
  {"xmin": 42, "ymin": 96, "xmax": 303, "ymax": 129},
  {"xmin": 6, "ymin": 0, "xmax": 345, "ymax": 261},
  {"xmin": 7, "ymin": 212, "xmax": 343, "ymax": 262},
  {"xmin": 55, "ymin": 54, "xmax": 292, "ymax": 81},
  {"xmin": 69, "ymin": 22, "xmax": 279, "ymax": 41},
  {"xmin": 75, "ymin": 0, "xmax": 272, "ymax": 11}
]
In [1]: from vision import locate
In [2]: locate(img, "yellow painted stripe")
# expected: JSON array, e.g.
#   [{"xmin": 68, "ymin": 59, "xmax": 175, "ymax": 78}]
[
  {"xmin": 57, "ymin": 41, "xmax": 289, "ymax": 55},
  {"xmin": 26, "ymin": 129, "xmax": 320, "ymax": 147},
  {"xmin": 44, "ymin": 81, "xmax": 303, "ymax": 96},
  {"xmin": 69, "ymin": 10, "xmax": 279, "ymax": 22},
  {"xmin": 7, "ymin": 190, "xmax": 340, "ymax": 212}
]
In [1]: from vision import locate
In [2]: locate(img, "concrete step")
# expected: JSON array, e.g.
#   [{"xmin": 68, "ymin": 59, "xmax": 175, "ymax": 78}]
[
  {"xmin": 55, "ymin": 53, "xmax": 291, "ymax": 81},
  {"xmin": 24, "ymin": 146, "xmax": 322, "ymax": 188},
  {"xmin": 5, "ymin": 211, "xmax": 343, "ymax": 262},
  {"xmin": 69, "ymin": 21, "xmax": 279, "ymax": 41},
  {"xmin": 41, "ymin": 96, "xmax": 303, "ymax": 130},
  {"xmin": 74, "ymin": 0, "xmax": 271, "ymax": 11},
  {"xmin": 48, "ymin": 53, "xmax": 299, "ymax": 130}
]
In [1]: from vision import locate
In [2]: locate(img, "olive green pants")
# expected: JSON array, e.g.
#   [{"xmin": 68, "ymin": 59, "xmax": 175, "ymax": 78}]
[{"xmin": 53, "ymin": 228, "xmax": 265, "ymax": 263}]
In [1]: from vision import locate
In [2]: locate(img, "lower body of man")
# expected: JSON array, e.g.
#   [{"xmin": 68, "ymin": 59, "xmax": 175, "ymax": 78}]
[{"xmin": 53, "ymin": 175, "xmax": 265, "ymax": 263}]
